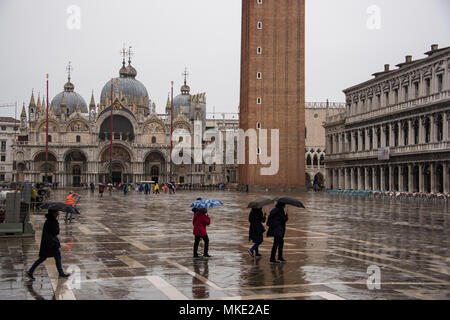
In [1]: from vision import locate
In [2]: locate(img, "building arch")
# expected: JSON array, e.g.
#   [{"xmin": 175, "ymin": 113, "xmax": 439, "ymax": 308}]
[
  {"xmin": 314, "ymin": 172, "xmax": 324, "ymax": 186},
  {"xmin": 99, "ymin": 145, "xmax": 133, "ymax": 184},
  {"xmin": 66, "ymin": 119, "xmax": 90, "ymax": 132},
  {"xmin": 33, "ymin": 151, "xmax": 58, "ymax": 183},
  {"xmin": 37, "ymin": 120, "xmax": 60, "ymax": 133},
  {"xmin": 64, "ymin": 149, "xmax": 88, "ymax": 187},
  {"xmin": 144, "ymin": 151, "xmax": 167, "ymax": 183},
  {"xmin": 99, "ymin": 114, "xmax": 135, "ymax": 143}
]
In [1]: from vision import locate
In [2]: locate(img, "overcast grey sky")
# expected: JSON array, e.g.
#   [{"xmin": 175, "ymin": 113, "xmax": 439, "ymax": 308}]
[{"xmin": 0, "ymin": 0, "xmax": 449, "ymax": 118}]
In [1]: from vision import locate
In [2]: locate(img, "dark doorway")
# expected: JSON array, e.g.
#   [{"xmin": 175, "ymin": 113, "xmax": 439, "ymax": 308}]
[
  {"xmin": 112, "ymin": 172, "xmax": 122, "ymax": 184},
  {"xmin": 42, "ymin": 176, "xmax": 53, "ymax": 183}
]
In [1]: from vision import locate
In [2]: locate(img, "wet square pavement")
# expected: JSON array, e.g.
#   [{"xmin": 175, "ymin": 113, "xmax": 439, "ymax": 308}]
[{"xmin": 0, "ymin": 189, "xmax": 449, "ymax": 300}]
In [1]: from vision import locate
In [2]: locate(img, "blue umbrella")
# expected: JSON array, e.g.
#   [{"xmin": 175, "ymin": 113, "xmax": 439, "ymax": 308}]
[{"xmin": 190, "ymin": 199, "xmax": 223, "ymax": 209}]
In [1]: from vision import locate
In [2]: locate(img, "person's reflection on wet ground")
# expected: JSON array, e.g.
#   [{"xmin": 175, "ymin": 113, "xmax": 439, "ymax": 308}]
[
  {"xmin": 26, "ymin": 283, "xmax": 50, "ymax": 300},
  {"xmin": 270, "ymin": 263, "xmax": 285, "ymax": 289},
  {"xmin": 247, "ymin": 258, "xmax": 264, "ymax": 287},
  {"xmin": 192, "ymin": 258, "xmax": 210, "ymax": 299}
]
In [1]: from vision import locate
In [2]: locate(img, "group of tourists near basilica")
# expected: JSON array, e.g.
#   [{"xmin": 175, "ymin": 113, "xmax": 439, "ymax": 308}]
[{"xmin": 13, "ymin": 54, "xmax": 238, "ymax": 187}]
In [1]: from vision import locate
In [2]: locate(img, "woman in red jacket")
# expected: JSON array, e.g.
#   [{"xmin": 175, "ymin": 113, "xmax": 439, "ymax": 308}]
[{"xmin": 193, "ymin": 208, "xmax": 211, "ymax": 258}]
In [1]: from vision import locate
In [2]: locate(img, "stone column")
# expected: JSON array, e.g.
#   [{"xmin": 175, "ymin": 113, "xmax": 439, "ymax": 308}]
[
  {"xmin": 419, "ymin": 117, "xmax": 425, "ymax": 144},
  {"xmin": 372, "ymin": 167, "xmax": 377, "ymax": 191},
  {"xmin": 389, "ymin": 166, "xmax": 394, "ymax": 191},
  {"xmin": 399, "ymin": 122, "xmax": 404, "ymax": 147},
  {"xmin": 335, "ymin": 169, "xmax": 340, "ymax": 189},
  {"xmin": 408, "ymin": 164, "xmax": 414, "ymax": 193},
  {"xmin": 380, "ymin": 166, "xmax": 385, "ymax": 191},
  {"xmin": 419, "ymin": 164, "xmax": 424, "ymax": 193},
  {"xmin": 326, "ymin": 169, "xmax": 331, "ymax": 189},
  {"xmin": 356, "ymin": 167, "xmax": 361, "ymax": 190},
  {"xmin": 364, "ymin": 167, "xmax": 370, "ymax": 190},
  {"xmin": 399, "ymin": 166, "xmax": 404, "ymax": 191},
  {"xmin": 350, "ymin": 168, "xmax": 355, "ymax": 190},
  {"xmin": 389, "ymin": 123, "xmax": 395, "ymax": 147},
  {"xmin": 381, "ymin": 126, "xmax": 386, "ymax": 147},
  {"xmin": 430, "ymin": 163, "xmax": 436, "ymax": 194},
  {"xmin": 408, "ymin": 119, "xmax": 413, "ymax": 145},
  {"xmin": 430, "ymin": 115, "xmax": 436, "ymax": 143},
  {"xmin": 444, "ymin": 163, "xmax": 449, "ymax": 194},
  {"xmin": 444, "ymin": 112, "xmax": 449, "ymax": 142}
]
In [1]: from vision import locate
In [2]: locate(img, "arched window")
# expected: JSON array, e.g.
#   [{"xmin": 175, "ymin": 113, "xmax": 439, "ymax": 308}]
[
  {"xmin": 320, "ymin": 155, "xmax": 325, "ymax": 167},
  {"xmin": 47, "ymin": 135, "xmax": 52, "ymax": 143},
  {"xmin": 313, "ymin": 155, "xmax": 319, "ymax": 167},
  {"xmin": 152, "ymin": 136, "xmax": 156, "ymax": 144},
  {"xmin": 76, "ymin": 135, "xmax": 81, "ymax": 143},
  {"xmin": 306, "ymin": 154, "xmax": 312, "ymax": 167}
]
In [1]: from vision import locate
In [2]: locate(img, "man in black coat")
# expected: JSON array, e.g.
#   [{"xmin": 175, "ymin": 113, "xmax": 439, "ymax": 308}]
[
  {"xmin": 26, "ymin": 209, "xmax": 70, "ymax": 280},
  {"xmin": 266, "ymin": 202, "xmax": 288, "ymax": 264}
]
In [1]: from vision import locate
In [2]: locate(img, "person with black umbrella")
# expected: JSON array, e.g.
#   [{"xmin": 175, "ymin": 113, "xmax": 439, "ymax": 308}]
[
  {"xmin": 26, "ymin": 209, "xmax": 71, "ymax": 280},
  {"xmin": 248, "ymin": 207, "xmax": 266, "ymax": 258},
  {"xmin": 266, "ymin": 201, "xmax": 288, "ymax": 264}
]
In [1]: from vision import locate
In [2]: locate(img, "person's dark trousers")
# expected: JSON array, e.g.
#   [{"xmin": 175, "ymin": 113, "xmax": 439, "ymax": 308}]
[
  {"xmin": 270, "ymin": 237, "xmax": 284, "ymax": 260},
  {"xmin": 194, "ymin": 236, "xmax": 209, "ymax": 255},
  {"xmin": 250, "ymin": 243, "xmax": 261, "ymax": 255},
  {"xmin": 29, "ymin": 251, "xmax": 64, "ymax": 276}
]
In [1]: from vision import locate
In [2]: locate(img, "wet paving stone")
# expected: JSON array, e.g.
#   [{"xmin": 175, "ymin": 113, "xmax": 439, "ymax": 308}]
[{"xmin": 0, "ymin": 189, "xmax": 449, "ymax": 300}]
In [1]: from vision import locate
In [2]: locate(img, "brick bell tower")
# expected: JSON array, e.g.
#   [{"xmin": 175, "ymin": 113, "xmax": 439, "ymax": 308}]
[{"xmin": 239, "ymin": 0, "xmax": 306, "ymax": 191}]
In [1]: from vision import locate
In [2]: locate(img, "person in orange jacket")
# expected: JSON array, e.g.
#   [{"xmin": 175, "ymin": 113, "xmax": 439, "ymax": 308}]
[{"xmin": 64, "ymin": 191, "xmax": 80, "ymax": 223}]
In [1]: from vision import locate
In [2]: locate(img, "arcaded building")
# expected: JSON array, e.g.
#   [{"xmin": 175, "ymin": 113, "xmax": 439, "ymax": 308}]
[
  {"xmin": 13, "ymin": 55, "xmax": 238, "ymax": 187},
  {"xmin": 324, "ymin": 44, "xmax": 450, "ymax": 194},
  {"xmin": 239, "ymin": 0, "xmax": 306, "ymax": 190}
]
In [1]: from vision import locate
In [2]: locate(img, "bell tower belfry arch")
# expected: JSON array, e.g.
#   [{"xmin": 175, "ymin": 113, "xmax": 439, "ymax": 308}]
[{"xmin": 239, "ymin": 0, "xmax": 306, "ymax": 190}]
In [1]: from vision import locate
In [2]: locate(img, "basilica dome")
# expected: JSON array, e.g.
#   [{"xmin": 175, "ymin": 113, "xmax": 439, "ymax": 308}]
[
  {"xmin": 50, "ymin": 79, "xmax": 88, "ymax": 115},
  {"xmin": 100, "ymin": 60, "xmax": 149, "ymax": 110},
  {"xmin": 173, "ymin": 82, "xmax": 191, "ymax": 108}
]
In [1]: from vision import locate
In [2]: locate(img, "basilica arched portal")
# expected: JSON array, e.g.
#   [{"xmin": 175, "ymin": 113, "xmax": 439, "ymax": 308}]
[
  {"xmin": 64, "ymin": 150, "xmax": 87, "ymax": 187},
  {"xmin": 100, "ymin": 145, "xmax": 132, "ymax": 184},
  {"xmin": 144, "ymin": 151, "xmax": 166, "ymax": 183}
]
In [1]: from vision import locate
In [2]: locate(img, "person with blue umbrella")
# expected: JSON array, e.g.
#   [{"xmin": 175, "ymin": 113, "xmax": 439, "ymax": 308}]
[{"xmin": 191, "ymin": 199, "xmax": 223, "ymax": 258}]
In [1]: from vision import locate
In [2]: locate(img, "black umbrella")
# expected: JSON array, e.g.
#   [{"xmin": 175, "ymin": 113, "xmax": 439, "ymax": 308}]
[
  {"xmin": 247, "ymin": 197, "xmax": 275, "ymax": 208},
  {"xmin": 274, "ymin": 197, "xmax": 305, "ymax": 208},
  {"xmin": 38, "ymin": 202, "xmax": 80, "ymax": 215}
]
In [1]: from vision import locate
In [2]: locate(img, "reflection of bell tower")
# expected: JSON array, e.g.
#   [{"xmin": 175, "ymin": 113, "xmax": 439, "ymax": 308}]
[{"xmin": 239, "ymin": 0, "xmax": 306, "ymax": 190}]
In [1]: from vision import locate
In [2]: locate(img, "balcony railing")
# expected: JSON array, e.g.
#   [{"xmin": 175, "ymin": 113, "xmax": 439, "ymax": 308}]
[
  {"xmin": 345, "ymin": 90, "xmax": 450, "ymax": 124},
  {"xmin": 326, "ymin": 141, "xmax": 449, "ymax": 161}
]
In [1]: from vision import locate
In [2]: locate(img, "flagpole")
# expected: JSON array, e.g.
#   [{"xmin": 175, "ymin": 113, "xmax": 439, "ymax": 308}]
[
  {"xmin": 110, "ymin": 78, "xmax": 113, "ymax": 185},
  {"xmin": 45, "ymin": 74, "xmax": 49, "ymax": 185},
  {"xmin": 170, "ymin": 81, "xmax": 174, "ymax": 183}
]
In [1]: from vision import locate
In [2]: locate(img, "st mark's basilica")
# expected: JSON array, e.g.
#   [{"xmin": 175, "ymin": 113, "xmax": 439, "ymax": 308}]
[{"xmin": 13, "ymin": 52, "xmax": 239, "ymax": 187}]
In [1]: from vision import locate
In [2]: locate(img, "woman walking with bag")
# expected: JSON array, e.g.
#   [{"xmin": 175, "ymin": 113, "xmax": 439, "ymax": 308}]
[{"xmin": 27, "ymin": 209, "xmax": 70, "ymax": 280}]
